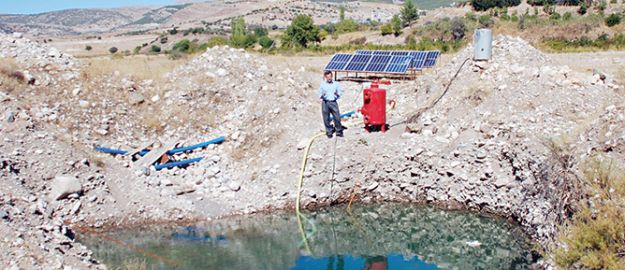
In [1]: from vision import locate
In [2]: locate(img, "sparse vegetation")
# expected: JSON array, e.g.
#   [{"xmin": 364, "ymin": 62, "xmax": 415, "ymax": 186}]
[
  {"xmin": 471, "ymin": 0, "xmax": 522, "ymax": 11},
  {"xmin": 542, "ymin": 33, "xmax": 625, "ymax": 52},
  {"xmin": 258, "ymin": 36, "xmax": 274, "ymax": 49},
  {"xmin": 400, "ymin": 0, "xmax": 419, "ymax": 26},
  {"xmin": 230, "ymin": 17, "xmax": 257, "ymax": 48},
  {"xmin": 381, "ymin": 23, "xmax": 393, "ymax": 36},
  {"xmin": 281, "ymin": 15, "xmax": 320, "ymax": 48},
  {"xmin": 108, "ymin": 47, "xmax": 118, "ymax": 54},
  {"xmin": 555, "ymin": 158, "xmax": 625, "ymax": 270},
  {"xmin": 150, "ymin": 45, "xmax": 161, "ymax": 53},
  {"xmin": 391, "ymin": 15, "xmax": 403, "ymax": 36},
  {"xmin": 85, "ymin": 45, "xmax": 92, "ymax": 51},
  {"xmin": 0, "ymin": 58, "xmax": 26, "ymax": 93},
  {"xmin": 605, "ymin": 13, "xmax": 622, "ymax": 27}
]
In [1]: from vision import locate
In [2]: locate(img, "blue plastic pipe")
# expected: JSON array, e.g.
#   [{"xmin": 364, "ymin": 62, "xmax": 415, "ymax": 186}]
[
  {"xmin": 329, "ymin": 110, "xmax": 355, "ymax": 121},
  {"xmin": 155, "ymin": 157, "xmax": 203, "ymax": 170},
  {"xmin": 341, "ymin": 111, "xmax": 355, "ymax": 118},
  {"xmin": 168, "ymin": 136, "xmax": 225, "ymax": 154},
  {"xmin": 95, "ymin": 147, "xmax": 128, "ymax": 155},
  {"xmin": 95, "ymin": 136, "xmax": 225, "ymax": 156}
]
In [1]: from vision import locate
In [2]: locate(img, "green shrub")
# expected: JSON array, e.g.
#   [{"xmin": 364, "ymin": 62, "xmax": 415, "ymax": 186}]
[
  {"xmin": 471, "ymin": 0, "xmax": 521, "ymax": 11},
  {"xmin": 258, "ymin": 36, "xmax": 274, "ymax": 49},
  {"xmin": 108, "ymin": 47, "xmax": 118, "ymax": 54},
  {"xmin": 465, "ymin": 12, "xmax": 477, "ymax": 21},
  {"xmin": 282, "ymin": 15, "xmax": 320, "ymax": 48},
  {"xmin": 206, "ymin": 36, "xmax": 228, "ymax": 47},
  {"xmin": 133, "ymin": 46, "xmax": 141, "ymax": 54},
  {"xmin": 550, "ymin": 12, "xmax": 561, "ymax": 20},
  {"xmin": 555, "ymin": 159, "xmax": 625, "ymax": 270},
  {"xmin": 527, "ymin": 0, "xmax": 556, "ymax": 5},
  {"xmin": 400, "ymin": 0, "xmax": 419, "ymax": 26},
  {"xmin": 172, "ymin": 39, "xmax": 191, "ymax": 52},
  {"xmin": 391, "ymin": 15, "xmax": 402, "ymax": 36},
  {"xmin": 578, "ymin": 1, "xmax": 587, "ymax": 15},
  {"xmin": 150, "ymin": 45, "xmax": 161, "ymax": 53},
  {"xmin": 605, "ymin": 14, "xmax": 622, "ymax": 27},
  {"xmin": 380, "ymin": 23, "xmax": 393, "ymax": 36},
  {"xmin": 85, "ymin": 45, "xmax": 92, "ymax": 51},
  {"xmin": 335, "ymin": 18, "xmax": 360, "ymax": 33},
  {"xmin": 254, "ymin": 27, "xmax": 268, "ymax": 37},
  {"xmin": 478, "ymin": 14, "xmax": 494, "ymax": 27},
  {"xmin": 563, "ymin": 11, "xmax": 572, "ymax": 20}
]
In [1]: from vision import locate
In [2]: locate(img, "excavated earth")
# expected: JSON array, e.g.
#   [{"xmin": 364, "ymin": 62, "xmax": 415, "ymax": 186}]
[{"xmin": 1, "ymin": 33, "xmax": 625, "ymax": 269}]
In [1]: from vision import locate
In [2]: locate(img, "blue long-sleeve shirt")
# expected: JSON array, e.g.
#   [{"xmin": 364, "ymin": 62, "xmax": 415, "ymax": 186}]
[{"xmin": 318, "ymin": 80, "xmax": 342, "ymax": 101}]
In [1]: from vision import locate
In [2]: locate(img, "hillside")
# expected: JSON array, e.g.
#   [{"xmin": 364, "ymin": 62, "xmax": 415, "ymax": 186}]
[{"xmin": 0, "ymin": 0, "xmax": 401, "ymax": 37}]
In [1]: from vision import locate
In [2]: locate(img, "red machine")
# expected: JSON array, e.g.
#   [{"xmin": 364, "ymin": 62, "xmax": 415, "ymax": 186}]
[{"xmin": 361, "ymin": 80, "xmax": 391, "ymax": 133}]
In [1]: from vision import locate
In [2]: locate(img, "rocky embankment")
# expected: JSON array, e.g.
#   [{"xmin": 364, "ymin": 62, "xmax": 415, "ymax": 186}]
[
  {"xmin": 1, "ymin": 32, "xmax": 624, "ymax": 269},
  {"xmin": 296, "ymin": 36, "xmax": 624, "ymax": 250}
]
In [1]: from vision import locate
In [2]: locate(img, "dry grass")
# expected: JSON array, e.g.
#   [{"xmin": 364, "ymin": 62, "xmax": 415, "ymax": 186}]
[
  {"xmin": 0, "ymin": 58, "xmax": 26, "ymax": 93},
  {"xmin": 82, "ymin": 55, "xmax": 188, "ymax": 83},
  {"xmin": 464, "ymin": 86, "xmax": 492, "ymax": 106},
  {"xmin": 555, "ymin": 157, "xmax": 625, "ymax": 270},
  {"xmin": 141, "ymin": 107, "xmax": 166, "ymax": 134},
  {"xmin": 113, "ymin": 258, "xmax": 149, "ymax": 270}
]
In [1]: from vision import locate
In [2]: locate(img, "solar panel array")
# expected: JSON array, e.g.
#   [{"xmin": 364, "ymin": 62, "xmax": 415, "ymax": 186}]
[{"xmin": 325, "ymin": 50, "xmax": 440, "ymax": 75}]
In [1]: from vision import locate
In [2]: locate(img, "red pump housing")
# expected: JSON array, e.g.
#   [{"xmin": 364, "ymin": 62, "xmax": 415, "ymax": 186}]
[{"xmin": 361, "ymin": 80, "xmax": 391, "ymax": 133}]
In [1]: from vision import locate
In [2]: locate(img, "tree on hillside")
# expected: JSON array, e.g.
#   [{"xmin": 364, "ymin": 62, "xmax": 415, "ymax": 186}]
[
  {"xmin": 230, "ymin": 17, "xmax": 257, "ymax": 48},
  {"xmin": 282, "ymin": 15, "xmax": 320, "ymax": 48},
  {"xmin": 471, "ymin": 0, "xmax": 521, "ymax": 11},
  {"xmin": 391, "ymin": 15, "xmax": 402, "ymax": 36},
  {"xmin": 400, "ymin": 0, "xmax": 419, "ymax": 26}
]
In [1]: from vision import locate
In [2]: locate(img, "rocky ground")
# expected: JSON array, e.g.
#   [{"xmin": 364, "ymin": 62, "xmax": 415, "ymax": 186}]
[{"xmin": 1, "ymin": 32, "xmax": 624, "ymax": 269}]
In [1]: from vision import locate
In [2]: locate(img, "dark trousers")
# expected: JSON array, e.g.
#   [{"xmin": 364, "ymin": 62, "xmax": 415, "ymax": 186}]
[{"xmin": 321, "ymin": 100, "xmax": 343, "ymax": 135}]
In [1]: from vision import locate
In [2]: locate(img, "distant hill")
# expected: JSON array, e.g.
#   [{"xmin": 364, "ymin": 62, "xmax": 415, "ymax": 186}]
[
  {"xmin": 0, "ymin": 0, "xmax": 401, "ymax": 37},
  {"xmin": 0, "ymin": 7, "xmax": 154, "ymax": 36}
]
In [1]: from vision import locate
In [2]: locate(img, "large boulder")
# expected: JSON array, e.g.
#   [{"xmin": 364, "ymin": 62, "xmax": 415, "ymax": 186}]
[{"xmin": 48, "ymin": 175, "xmax": 82, "ymax": 201}]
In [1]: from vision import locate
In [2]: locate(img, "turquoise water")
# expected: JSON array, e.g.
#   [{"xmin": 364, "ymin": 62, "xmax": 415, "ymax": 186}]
[{"xmin": 79, "ymin": 203, "xmax": 536, "ymax": 269}]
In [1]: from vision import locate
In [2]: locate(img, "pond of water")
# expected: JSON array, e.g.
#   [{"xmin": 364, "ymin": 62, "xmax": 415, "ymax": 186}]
[{"xmin": 79, "ymin": 203, "xmax": 536, "ymax": 270}]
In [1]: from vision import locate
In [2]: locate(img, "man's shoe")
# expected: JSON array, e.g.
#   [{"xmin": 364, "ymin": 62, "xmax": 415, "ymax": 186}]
[
  {"xmin": 336, "ymin": 133, "xmax": 344, "ymax": 137},
  {"xmin": 327, "ymin": 134, "xmax": 333, "ymax": 139}
]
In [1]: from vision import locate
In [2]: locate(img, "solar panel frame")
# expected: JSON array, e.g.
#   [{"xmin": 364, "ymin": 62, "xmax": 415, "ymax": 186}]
[
  {"xmin": 409, "ymin": 51, "xmax": 428, "ymax": 70},
  {"xmin": 384, "ymin": 56, "xmax": 412, "ymax": 74},
  {"xmin": 372, "ymin": 50, "xmax": 392, "ymax": 55},
  {"xmin": 363, "ymin": 55, "xmax": 392, "ymax": 73},
  {"xmin": 355, "ymin": 50, "xmax": 372, "ymax": 55},
  {"xmin": 390, "ymin": 51, "xmax": 410, "ymax": 56},
  {"xmin": 344, "ymin": 54, "xmax": 373, "ymax": 72},
  {"xmin": 324, "ymin": 54, "xmax": 354, "ymax": 71},
  {"xmin": 424, "ymin": 51, "xmax": 441, "ymax": 68}
]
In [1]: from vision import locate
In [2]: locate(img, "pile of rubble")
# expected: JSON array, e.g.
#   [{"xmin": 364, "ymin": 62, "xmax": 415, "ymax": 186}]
[
  {"xmin": 295, "ymin": 35, "xmax": 625, "ymax": 247},
  {"xmin": 0, "ymin": 33, "xmax": 80, "ymax": 85}
]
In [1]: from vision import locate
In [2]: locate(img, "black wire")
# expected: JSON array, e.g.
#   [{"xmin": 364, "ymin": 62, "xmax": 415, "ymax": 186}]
[{"xmin": 390, "ymin": 57, "xmax": 472, "ymax": 127}]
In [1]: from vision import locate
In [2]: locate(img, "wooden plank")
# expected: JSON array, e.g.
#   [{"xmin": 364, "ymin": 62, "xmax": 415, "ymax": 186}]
[
  {"xmin": 128, "ymin": 141, "xmax": 154, "ymax": 157},
  {"xmin": 134, "ymin": 141, "xmax": 178, "ymax": 169}
]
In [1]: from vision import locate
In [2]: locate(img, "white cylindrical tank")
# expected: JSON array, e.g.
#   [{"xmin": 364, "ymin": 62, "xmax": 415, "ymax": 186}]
[{"xmin": 473, "ymin": 28, "xmax": 492, "ymax": 61}]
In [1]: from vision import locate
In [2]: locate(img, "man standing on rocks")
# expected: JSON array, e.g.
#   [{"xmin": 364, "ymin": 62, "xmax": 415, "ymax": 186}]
[{"xmin": 319, "ymin": 70, "xmax": 344, "ymax": 138}]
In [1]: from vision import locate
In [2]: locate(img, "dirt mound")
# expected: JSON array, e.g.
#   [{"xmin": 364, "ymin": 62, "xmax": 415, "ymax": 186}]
[
  {"xmin": 0, "ymin": 33, "xmax": 80, "ymax": 85},
  {"xmin": 387, "ymin": 35, "xmax": 625, "ymax": 243}
]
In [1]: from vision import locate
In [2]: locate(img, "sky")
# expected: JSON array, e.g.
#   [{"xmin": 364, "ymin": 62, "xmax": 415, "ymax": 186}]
[{"xmin": 0, "ymin": 0, "xmax": 179, "ymax": 15}]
